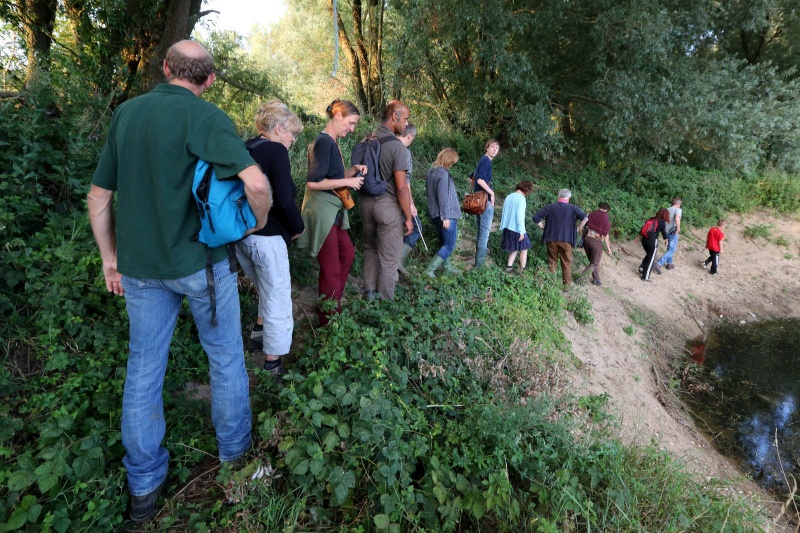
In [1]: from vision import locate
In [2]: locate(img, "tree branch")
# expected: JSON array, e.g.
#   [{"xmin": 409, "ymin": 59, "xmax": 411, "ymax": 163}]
[{"xmin": 215, "ymin": 72, "xmax": 267, "ymax": 97}]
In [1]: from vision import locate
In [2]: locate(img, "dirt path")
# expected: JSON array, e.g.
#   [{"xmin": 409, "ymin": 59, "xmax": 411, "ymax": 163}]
[{"xmin": 562, "ymin": 210, "xmax": 800, "ymax": 526}]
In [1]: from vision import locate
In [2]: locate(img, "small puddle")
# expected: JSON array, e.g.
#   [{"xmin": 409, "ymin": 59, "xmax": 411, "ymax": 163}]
[{"xmin": 682, "ymin": 319, "xmax": 800, "ymax": 489}]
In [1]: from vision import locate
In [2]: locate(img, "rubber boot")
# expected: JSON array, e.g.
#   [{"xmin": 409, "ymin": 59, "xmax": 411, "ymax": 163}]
[
  {"xmin": 426, "ymin": 255, "xmax": 445, "ymax": 278},
  {"xmin": 474, "ymin": 247, "xmax": 489, "ymax": 267},
  {"xmin": 398, "ymin": 243, "xmax": 413, "ymax": 275},
  {"xmin": 443, "ymin": 257, "xmax": 461, "ymax": 274}
]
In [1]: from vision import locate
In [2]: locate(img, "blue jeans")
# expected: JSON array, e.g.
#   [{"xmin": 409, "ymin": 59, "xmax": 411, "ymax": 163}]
[
  {"xmin": 121, "ymin": 258, "xmax": 251, "ymax": 496},
  {"xmin": 658, "ymin": 233, "xmax": 678, "ymax": 266},
  {"xmin": 475, "ymin": 201, "xmax": 494, "ymax": 249},
  {"xmin": 433, "ymin": 217, "xmax": 458, "ymax": 260},
  {"xmin": 404, "ymin": 215, "xmax": 422, "ymax": 248}
]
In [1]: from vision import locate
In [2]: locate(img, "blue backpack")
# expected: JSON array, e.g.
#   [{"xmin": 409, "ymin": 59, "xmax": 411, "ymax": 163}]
[
  {"xmin": 191, "ymin": 146, "xmax": 266, "ymax": 326},
  {"xmin": 350, "ymin": 133, "xmax": 402, "ymax": 197},
  {"xmin": 192, "ymin": 160, "xmax": 257, "ymax": 248}
]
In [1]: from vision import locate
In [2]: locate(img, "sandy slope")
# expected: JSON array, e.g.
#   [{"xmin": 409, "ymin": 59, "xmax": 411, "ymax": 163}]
[{"xmin": 562, "ymin": 210, "xmax": 800, "ymax": 527}]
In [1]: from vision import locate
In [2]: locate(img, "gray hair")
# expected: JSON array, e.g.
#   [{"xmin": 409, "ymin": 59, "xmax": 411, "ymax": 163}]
[
  {"xmin": 558, "ymin": 189, "xmax": 571, "ymax": 199},
  {"xmin": 401, "ymin": 122, "xmax": 417, "ymax": 138},
  {"xmin": 165, "ymin": 41, "xmax": 214, "ymax": 85}
]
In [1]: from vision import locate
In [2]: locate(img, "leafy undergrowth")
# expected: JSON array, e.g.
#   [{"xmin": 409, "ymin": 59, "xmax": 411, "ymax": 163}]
[
  {"xmin": 0, "ymin": 87, "xmax": 782, "ymax": 531},
  {"xmin": 164, "ymin": 270, "xmax": 764, "ymax": 532}
]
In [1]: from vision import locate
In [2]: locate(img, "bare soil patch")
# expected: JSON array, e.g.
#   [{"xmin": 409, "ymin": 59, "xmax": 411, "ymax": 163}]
[{"xmin": 562, "ymin": 211, "xmax": 800, "ymax": 528}]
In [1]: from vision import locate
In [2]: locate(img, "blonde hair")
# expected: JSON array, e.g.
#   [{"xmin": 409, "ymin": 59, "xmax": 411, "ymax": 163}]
[
  {"xmin": 254, "ymin": 99, "xmax": 304, "ymax": 136},
  {"xmin": 433, "ymin": 147, "xmax": 459, "ymax": 169}
]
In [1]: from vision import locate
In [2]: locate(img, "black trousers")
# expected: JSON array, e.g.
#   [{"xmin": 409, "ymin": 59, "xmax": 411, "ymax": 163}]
[{"xmin": 640, "ymin": 238, "xmax": 658, "ymax": 280}]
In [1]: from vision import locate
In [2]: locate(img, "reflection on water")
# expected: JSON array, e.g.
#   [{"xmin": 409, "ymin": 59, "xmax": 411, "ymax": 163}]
[{"xmin": 683, "ymin": 319, "xmax": 800, "ymax": 489}]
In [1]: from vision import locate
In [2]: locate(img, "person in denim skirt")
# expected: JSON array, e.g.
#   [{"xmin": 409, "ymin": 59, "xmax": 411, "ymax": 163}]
[
  {"xmin": 473, "ymin": 139, "xmax": 500, "ymax": 267},
  {"xmin": 236, "ymin": 99, "xmax": 305, "ymax": 377},
  {"xmin": 87, "ymin": 40, "xmax": 272, "ymax": 523},
  {"xmin": 425, "ymin": 148, "xmax": 462, "ymax": 277}
]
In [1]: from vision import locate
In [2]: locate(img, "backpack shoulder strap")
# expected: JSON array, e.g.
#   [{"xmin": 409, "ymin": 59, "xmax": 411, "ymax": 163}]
[
  {"xmin": 378, "ymin": 135, "xmax": 401, "ymax": 145},
  {"xmin": 247, "ymin": 137, "xmax": 270, "ymax": 155}
]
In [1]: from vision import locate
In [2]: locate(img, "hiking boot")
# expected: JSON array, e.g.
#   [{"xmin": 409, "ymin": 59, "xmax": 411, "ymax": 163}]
[
  {"xmin": 221, "ymin": 455, "xmax": 247, "ymax": 472},
  {"xmin": 592, "ymin": 279, "xmax": 602, "ymax": 286},
  {"xmin": 666, "ymin": 263, "xmax": 674, "ymax": 270},
  {"xmin": 474, "ymin": 247, "xmax": 489, "ymax": 267},
  {"xmin": 653, "ymin": 263, "xmax": 662, "ymax": 275},
  {"xmin": 263, "ymin": 358, "xmax": 285, "ymax": 378},
  {"xmin": 700, "ymin": 261, "xmax": 708, "ymax": 269},
  {"xmin": 247, "ymin": 327, "xmax": 263, "ymax": 352},
  {"xmin": 129, "ymin": 478, "xmax": 167, "ymax": 523}
]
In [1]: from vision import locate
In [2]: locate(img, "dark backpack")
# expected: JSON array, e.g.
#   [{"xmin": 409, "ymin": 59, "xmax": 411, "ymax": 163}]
[
  {"xmin": 350, "ymin": 133, "xmax": 402, "ymax": 197},
  {"xmin": 640, "ymin": 218, "xmax": 659, "ymax": 239}
]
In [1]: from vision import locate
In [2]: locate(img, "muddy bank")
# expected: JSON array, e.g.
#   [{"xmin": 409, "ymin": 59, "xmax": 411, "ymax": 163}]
[{"xmin": 562, "ymin": 211, "xmax": 800, "ymax": 528}]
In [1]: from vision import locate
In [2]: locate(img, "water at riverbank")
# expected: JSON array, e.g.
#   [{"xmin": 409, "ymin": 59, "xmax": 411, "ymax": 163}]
[{"xmin": 683, "ymin": 319, "xmax": 800, "ymax": 489}]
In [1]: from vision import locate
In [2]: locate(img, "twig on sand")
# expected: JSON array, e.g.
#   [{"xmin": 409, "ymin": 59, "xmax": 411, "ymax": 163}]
[{"xmin": 773, "ymin": 429, "xmax": 800, "ymax": 527}]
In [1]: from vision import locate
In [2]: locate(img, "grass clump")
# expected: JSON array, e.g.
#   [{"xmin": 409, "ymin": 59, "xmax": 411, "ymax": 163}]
[{"xmin": 744, "ymin": 223, "xmax": 775, "ymax": 240}]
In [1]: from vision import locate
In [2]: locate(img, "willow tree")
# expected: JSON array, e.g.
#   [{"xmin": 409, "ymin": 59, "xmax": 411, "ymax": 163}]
[
  {"xmin": 0, "ymin": 0, "xmax": 57, "ymax": 86},
  {"xmin": 325, "ymin": 0, "xmax": 385, "ymax": 115},
  {"xmin": 1, "ymin": 0, "xmax": 208, "ymax": 103}
]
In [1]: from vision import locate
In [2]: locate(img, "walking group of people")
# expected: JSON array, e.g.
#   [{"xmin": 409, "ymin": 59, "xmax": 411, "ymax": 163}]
[
  {"xmin": 85, "ymin": 41, "xmax": 512, "ymax": 523},
  {"xmin": 638, "ymin": 197, "xmax": 726, "ymax": 281},
  {"xmin": 86, "ymin": 40, "xmax": 728, "ymax": 524}
]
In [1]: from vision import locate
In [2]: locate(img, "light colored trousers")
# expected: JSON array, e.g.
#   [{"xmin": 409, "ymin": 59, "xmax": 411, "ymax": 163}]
[{"xmin": 235, "ymin": 235, "xmax": 293, "ymax": 355}]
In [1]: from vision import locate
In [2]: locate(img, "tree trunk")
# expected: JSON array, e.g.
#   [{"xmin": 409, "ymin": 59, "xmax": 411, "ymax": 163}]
[
  {"xmin": 18, "ymin": 0, "xmax": 57, "ymax": 86},
  {"xmin": 136, "ymin": 0, "xmax": 203, "ymax": 93},
  {"xmin": 326, "ymin": 0, "xmax": 384, "ymax": 116}
]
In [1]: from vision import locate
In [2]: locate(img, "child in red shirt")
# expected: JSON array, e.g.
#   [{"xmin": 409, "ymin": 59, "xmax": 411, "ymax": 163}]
[{"xmin": 702, "ymin": 219, "xmax": 726, "ymax": 275}]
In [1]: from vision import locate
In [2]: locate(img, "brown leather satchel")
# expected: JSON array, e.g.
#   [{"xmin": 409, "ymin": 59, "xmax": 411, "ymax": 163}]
[
  {"xmin": 461, "ymin": 190, "xmax": 488, "ymax": 215},
  {"xmin": 333, "ymin": 186, "xmax": 354, "ymax": 210}
]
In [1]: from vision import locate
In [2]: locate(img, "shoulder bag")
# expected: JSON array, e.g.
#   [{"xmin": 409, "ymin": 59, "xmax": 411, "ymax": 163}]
[{"xmin": 461, "ymin": 190, "xmax": 488, "ymax": 215}]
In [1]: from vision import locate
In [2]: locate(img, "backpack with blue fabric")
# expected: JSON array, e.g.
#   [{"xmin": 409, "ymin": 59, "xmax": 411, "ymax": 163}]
[
  {"xmin": 191, "ymin": 139, "xmax": 268, "ymax": 325},
  {"xmin": 193, "ymin": 165, "xmax": 255, "ymax": 248}
]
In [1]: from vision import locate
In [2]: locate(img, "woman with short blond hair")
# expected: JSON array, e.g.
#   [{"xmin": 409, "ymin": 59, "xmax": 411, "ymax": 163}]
[{"xmin": 236, "ymin": 98, "xmax": 305, "ymax": 377}]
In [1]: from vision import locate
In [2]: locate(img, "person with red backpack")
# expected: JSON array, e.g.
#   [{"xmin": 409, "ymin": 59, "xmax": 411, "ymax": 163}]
[{"xmin": 639, "ymin": 208, "xmax": 670, "ymax": 281}]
